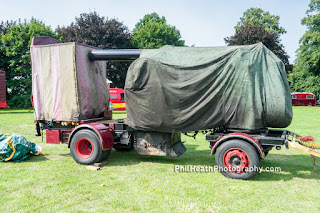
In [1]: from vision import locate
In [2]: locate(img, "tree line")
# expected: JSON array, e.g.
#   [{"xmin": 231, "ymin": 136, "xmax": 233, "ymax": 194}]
[{"xmin": 0, "ymin": 0, "xmax": 319, "ymax": 108}]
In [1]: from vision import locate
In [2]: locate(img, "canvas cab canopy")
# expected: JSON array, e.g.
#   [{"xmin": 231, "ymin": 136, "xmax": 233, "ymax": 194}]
[{"xmin": 31, "ymin": 37, "xmax": 109, "ymax": 122}]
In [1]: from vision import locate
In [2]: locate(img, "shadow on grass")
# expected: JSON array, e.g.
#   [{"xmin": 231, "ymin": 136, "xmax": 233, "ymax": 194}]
[
  {"xmin": 27, "ymin": 155, "xmax": 49, "ymax": 162},
  {"xmin": 0, "ymin": 110, "xmax": 33, "ymax": 114},
  {"xmin": 59, "ymin": 153, "xmax": 71, "ymax": 157},
  {"xmin": 3, "ymin": 155, "xmax": 49, "ymax": 163},
  {"xmin": 108, "ymin": 144, "xmax": 213, "ymax": 167},
  {"xmin": 39, "ymin": 141, "xmax": 319, "ymax": 181},
  {"xmin": 107, "ymin": 145, "xmax": 320, "ymax": 181}
]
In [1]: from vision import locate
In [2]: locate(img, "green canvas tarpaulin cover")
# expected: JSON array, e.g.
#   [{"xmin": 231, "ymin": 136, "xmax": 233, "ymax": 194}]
[
  {"xmin": 0, "ymin": 134, "xmax": 43, "ymax": 162},
  {"xmin": 125, "ymin": 43, "xmax": 293, "ymax": 133}
]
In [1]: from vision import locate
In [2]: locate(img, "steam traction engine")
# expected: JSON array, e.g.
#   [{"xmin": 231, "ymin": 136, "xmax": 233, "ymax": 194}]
[{"xmin": 32, "ymin": 37, "xmax": 316, "ymax": 180}]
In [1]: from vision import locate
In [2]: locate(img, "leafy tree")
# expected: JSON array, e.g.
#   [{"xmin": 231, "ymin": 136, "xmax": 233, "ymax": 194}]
[
  {"xmin": 236, "ymin": 8, "xmax": 286, "ymax": 35},
  {"xmin": 0, "ymin": 20, "xmax": 16, "ymax": 34},
  {"xmin": 0, "ymin": 18, "xmax": 59, "ymax": 108},
  {"xmin": 225, "ymin": 24, "xmax": 289, "ymax": 65},
  {"xmin": 57, "ymin": 11, "xmax": 132, "ymax": 88},
  {"xmin": 0, "ymin": 21, "xmax": 16, "ymax": 73},
  {"xmin": 132, "ymin": 12, "xmax": 185, "ymax": 49},
  {"xmin": 289, "ymin": 0, "xmax": 320, "ymax": 95}
]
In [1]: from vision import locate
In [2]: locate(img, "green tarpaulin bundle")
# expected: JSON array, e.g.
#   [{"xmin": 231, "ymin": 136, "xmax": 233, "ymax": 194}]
[
  {"xmin": 0, "ymin": 134, "xmax": 43, "ymax": 162},
  {"xmin": 125, "ymin": 43, "xmax": 293, "ymax": 133}
]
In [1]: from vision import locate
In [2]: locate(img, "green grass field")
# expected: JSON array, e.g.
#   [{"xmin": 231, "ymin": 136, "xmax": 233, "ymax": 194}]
[{"xmin": 0, "ymin": 107, "xmax": 320, "ymax": 212}]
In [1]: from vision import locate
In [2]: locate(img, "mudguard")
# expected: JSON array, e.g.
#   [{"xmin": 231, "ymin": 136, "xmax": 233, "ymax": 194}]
[
  {"xmin": 68, "ymin": 123, "xmax": 113, "ymax": 150},
  {"xmin": 210, "ymin": 132, "xmax": 265, "ymax": 159}
]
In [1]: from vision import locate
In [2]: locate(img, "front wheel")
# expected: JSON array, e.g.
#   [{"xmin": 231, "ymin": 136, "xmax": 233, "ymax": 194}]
[
  {"xmin": 70, "ymin": 129, "xmax": 111, "ymax": 165},
  {"xmin": 215, "ymin": 139, "xmax": 260, "ymax": 180}
]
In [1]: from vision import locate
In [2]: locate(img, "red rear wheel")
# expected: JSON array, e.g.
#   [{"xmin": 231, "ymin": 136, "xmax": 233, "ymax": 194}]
[{"xmin": 215, "ymin": 139, "xmax": 260, "ymax": 180}]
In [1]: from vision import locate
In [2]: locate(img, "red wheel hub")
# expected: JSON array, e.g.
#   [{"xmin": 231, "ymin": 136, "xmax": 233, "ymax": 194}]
[
  {"xmin": 76, "ymin": 138, "xmax": 93, "ymax": 159},
  {"xmin": 223, "ymin": 148, "xmax": 250, "ymax": 174}
]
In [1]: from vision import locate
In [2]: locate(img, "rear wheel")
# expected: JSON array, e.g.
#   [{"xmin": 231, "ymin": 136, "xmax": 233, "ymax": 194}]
[
  {"xmin": 70, "ymin": 129, "xmax": 111, "ymax": 165},
  {"xmin": 215, "ymin": 140, "xmax": 260, "ymax": 180}
]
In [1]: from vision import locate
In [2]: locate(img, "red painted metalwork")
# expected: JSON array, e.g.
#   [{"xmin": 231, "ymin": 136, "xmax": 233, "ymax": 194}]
[
  {"xmin": 45, "ymin": 130, "xmax": 72, "ymax": 144},
  {"xmin": 76, "ymin": 138, "xmax": 93, "ymax": 159},
  {"xmin": 223, "ymin": 148, "xmax": 250, "ymax": 174},
  {"xmin": 291, "ymin": 92, "xmax": 316, "ymax": 106},
  {"xmin": 109, "ymin": 88, "xmax": 126, "ymax": 111},
  {"xmin": 211, "ymin": 132, "xmax": 265, "ymax": 159},
  {"xmin": 99, "ymin": 128, "xmax": 114, "ymax": 150},
  {"xmin": 0, "ymin": 71, "xmax": 8, "ymax": 109},
  {"xmin": 46, "ymin": 130, "xmax": 60, "ymax": 144},
  {"xmin": 0, "ymin": 101, "xmax": 8, "ymax": 108},
  {"xmin": 68, "ymin": 123, "xmax": 114, "ymax": 150}
]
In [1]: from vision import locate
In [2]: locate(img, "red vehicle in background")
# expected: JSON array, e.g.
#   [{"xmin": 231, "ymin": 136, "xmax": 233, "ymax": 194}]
[
  {"xmin": 0, "ymin": 71, "xmax": 9, "ymax": 109},
  {"xmin": 291, "ymin": 92, "xmax": 316, "ymax": 106},
  {"xmin": 108, "ymin": 88, "xmax": 126, "ymax": 111}
]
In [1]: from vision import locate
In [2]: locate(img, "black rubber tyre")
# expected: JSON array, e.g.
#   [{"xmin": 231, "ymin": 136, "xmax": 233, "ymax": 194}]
[
  {"xmin": 70, "ymin": 129, "xmax": 109, "ymax": 165},
  {"xmin": 215, "ymin": 139, "xmax": 260, "ymax": 180},
  {"xmin": 98, "ymin": 150, "xmax": 112, "ymax": 162}
]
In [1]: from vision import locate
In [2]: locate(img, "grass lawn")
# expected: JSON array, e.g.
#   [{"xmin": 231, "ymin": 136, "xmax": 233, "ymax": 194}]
[{"xmin": 0, "ymin": 107, "xmax": 320, "ymax": 212}]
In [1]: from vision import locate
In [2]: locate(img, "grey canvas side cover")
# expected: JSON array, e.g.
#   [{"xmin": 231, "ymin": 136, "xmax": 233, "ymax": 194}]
[{"xmin": 125, "ymin": 43, "xmax": 293, "ymax": 133}]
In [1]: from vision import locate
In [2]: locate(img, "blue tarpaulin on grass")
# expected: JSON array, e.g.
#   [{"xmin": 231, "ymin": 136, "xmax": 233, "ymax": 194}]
[{"xmin": 0, "ymin": 134, "xmax": 43, "ymax": 162}]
